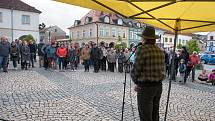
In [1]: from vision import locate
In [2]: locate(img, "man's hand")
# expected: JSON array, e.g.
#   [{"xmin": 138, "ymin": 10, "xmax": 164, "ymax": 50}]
[{"xmin": 134, "ymin": 85, "xmax": 141, "ymax": 92}]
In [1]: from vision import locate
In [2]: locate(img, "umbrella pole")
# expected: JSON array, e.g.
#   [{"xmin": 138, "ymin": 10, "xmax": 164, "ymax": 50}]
[{"xmin": 164, "ymin": 20, "xmax": 179, "ymax": 121}]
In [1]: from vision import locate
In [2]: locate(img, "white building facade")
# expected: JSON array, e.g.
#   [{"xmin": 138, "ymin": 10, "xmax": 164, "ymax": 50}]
[
  {"xmin": 206, "ymin": 32, "xmax": 215, "ymax": 52},
  {"xmin": 162, "ymin": 33, "xmax": 192, "ymax": 49},
  {"xmin": 0, "ymin": 0, "xmax": 41, "ymax": 43}
]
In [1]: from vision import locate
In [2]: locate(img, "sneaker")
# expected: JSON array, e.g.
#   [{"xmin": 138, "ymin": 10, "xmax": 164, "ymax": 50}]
[{"xmin": 14, "ymin": 68, "xmax": 18, "ymax": 70}]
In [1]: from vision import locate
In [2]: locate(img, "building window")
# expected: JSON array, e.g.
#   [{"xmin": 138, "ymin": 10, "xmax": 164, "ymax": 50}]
[
  {"xmin": 210, "ymin": 36, "xmax": 214, "ymax": 40},
  {"xmin": 169, "ymin": 38, "xmax": 173, "ymax": 43},
  {"xmin": 105, "ymin": 27, "xmax": 109, "ymax": 37},
  {"xmin": 85, "ymin": 17, "xmax": 89, "ymax": 24},
  {"xmin": 22, "ymin": 15, "xmax": 30, "ymax": 24},
  {"xmin": 118, "ymin": 19, "xmax": 123, "ymax": 25},
  {"xmin": 99, "ymin": 27, "xmax": 105, "ymax": 37},
  {"xmin": 179, "ymin": 39, "xmax": 181, "ymax": 44},
  {"xmin": 83, "ymin": 30, "xmax": 86, "ymax": 38},
  {"xmin": 182, "ymin": 40, "xmax": 185, "ymax": 44},
  {"xmin": 118, "ymin": 28, "xmax": 122, "ymax": 37},
  {"xmin": 130, "ymin": 31, "xmax": 134, "ymax": 39},
  {"xmin": 0, "ymin": 12, "xmax": 2, "ymax": 23},
  {"xmin": 54, "ymin": 29, "xmax": 57, "ymax": 32},
  {"xmin": 165, "ymin": 38, "xmax": 168, "ymax": 42},
  {"xmin": 112, "ymin": 28, "xmax": 116, "ymax": 37},
  {"xmin": 104, "ymin": 16, "xmax": 110, "ymax": 23},
  {"xmin": 136, "ymin": 23, "xmax": 141, "ymax": 28},
  {"xmin": 71, "ymin": 32, "xmax": 73, "ymax": 39},
  {"xmin": 89, "ymin": 28, "xmax": 92, "ymax": 37},
  {"xmin": 77, "ymin": 31, "xmax": 80, "ymax": 39},
  {"xmin": 134, "ymin": 32, "xmax": 137, "ymax": 39},
  {"xmin": 123, "ymin": 30, "xmax": 126, "ymax": 38},
  {"xmin": 128, "ymin": 22, "xmax": 132, "ymax": 27}
]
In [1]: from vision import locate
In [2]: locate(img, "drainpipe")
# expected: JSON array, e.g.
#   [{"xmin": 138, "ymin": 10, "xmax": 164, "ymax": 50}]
[
  {"xmin": 11, "ymin": 8, "xmax": 14, "ymax": 42},
  {"xmin": 95, "ymin": 23, "xmax": 99, "ymax": 45}
]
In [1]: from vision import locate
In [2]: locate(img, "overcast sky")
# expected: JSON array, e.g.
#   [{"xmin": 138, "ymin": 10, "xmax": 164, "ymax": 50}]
[
  {"xmin": 21, "ymin": 0, "xmax": 90, "ymax": 34},
  {"xmin": 21, "ymin": 0, "xmax": 208, "ymax": 35}
]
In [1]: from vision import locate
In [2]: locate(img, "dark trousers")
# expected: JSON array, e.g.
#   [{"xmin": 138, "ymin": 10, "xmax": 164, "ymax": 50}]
[
  {"xmin": 74, "ymin": 61, "xmax": 78, "ymax": 70},
  {"xmin": 118, "ymin": 63, "xmax": 123, "ymax": 73},
  {"xmin": 64, "ymin": 59, "xmax": 68, "ymax": 70},
  {"xmin": 109, "ymin": 62, "xmax": 115, "ymax": 72},
  {"xmin": 93, "ymin": 59, "xmax": 99, "ymax": 72},
  {"xmin": 101, "ymin": 56, "xmax": 107, "ymax": 71},
  {"xmin": 137, "ymin": 84, "xmax": 162, "ymax": 121},
  {"xmin": 0, "ymin": 56, "xmax": 8, "ymax": 71},
  {"xmin": 43, "ymin": 55, "xmax": 48, "ymax": 70},
  {"xmin": 184, "ymin": 66, "xmax": 192, "ymax": 83},
  {"xmin": 191, "ymin": 66, "xmax": 196, "ymax": 81},
  {"xmin": 83, "ymin": 59, "xmax": 90, "ymax": 71},
  {"xmin": 34, "ymin": 53, "xmax": 36, "ymax": 61},
  {"xmin": 21, "ymin": 60, "xmax": 28, "ymax": 70}
]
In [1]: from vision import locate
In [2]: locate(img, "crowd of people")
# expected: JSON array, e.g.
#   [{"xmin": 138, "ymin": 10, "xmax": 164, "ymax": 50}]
[
  {"xmin": 0, "ymin": 35, "xmax": 215, "ymax": 85},
  {"xmin": 0, "ymin": 36, "xmax": 136, "ymax": 73}
]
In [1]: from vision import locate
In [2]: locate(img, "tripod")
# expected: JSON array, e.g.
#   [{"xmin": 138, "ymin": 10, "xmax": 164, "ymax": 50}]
[{"xmin": 121, "ymin": 46, "xmax": 138, "ymax": 121}]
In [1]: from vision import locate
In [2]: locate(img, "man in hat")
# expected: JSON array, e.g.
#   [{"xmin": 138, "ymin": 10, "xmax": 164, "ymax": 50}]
[{"xmin": 131, "ymin": 26, "xmax": 165, "ymax": 121}]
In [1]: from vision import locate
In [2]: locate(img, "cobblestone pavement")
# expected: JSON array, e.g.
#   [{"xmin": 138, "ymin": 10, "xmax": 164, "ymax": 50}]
[{"xmin": 0, "ymin": 66, "xmax": 215, "ymax": 121}]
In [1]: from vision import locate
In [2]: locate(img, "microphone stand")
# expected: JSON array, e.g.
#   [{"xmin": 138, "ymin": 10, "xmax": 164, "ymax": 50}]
[{"xmin": 121, "ymin": 46, "xmax": 139, "ymax": 121}]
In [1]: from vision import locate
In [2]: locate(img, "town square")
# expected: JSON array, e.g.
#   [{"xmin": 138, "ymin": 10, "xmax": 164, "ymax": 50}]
[{"xmin": 1, "ymin": 0, "xmax": 215, "ymax": 121}]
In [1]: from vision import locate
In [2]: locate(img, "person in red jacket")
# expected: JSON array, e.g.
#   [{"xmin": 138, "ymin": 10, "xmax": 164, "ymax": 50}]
[
  {"xmin": 189, "ymin": 51, "xmax": 200, "ymax": 81},
  {"xmin": 57, "ymin": 44, "xmax": 67, "ymax": 71}
]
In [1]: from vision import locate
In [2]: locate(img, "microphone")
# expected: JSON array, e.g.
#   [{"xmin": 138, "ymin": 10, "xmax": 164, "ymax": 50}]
[{"xmin": 134, "ymin": 42, "xmax": 142, "ymax": 48}]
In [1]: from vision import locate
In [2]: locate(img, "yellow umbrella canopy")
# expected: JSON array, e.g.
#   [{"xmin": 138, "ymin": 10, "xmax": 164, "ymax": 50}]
[{"xmin": 55, "ymin": 0, "xmax": 215, "ymax": 33}]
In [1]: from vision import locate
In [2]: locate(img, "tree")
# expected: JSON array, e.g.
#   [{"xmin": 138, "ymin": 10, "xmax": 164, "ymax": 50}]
[
  {"xmin": 115, "ymin": 36, "xmax": 127, "ymax": 49},
  {"xmin": 19, "ymin": 34, "xmax": 35, "ymax": 43},
  {"xmin": 177, "ymin": 43, "xmax": 182, "ymax": 49},
  {"xmin": 186, "ymin": 39, "xmax": 200, "ymax": 54},
  {"xmin": 115, "ymin": 42, "xmax": 127, "ymax": 50}
]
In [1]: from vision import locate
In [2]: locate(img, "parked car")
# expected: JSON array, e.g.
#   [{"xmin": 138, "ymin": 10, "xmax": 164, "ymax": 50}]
[{"xmin": 200, "ymin": 54, "xmax": 215, "ymax": 64}]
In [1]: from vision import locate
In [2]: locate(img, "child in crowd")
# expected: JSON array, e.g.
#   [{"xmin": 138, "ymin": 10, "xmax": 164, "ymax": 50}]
[
  {"xmin": 208, "ymin": 69, "xmax": 215, "ymax": 86},
  {"xmin": 179, "ymin": 59, "xmax": 186, "ymax": 83},
  {"xmin": 198, "ymin": 69, "xmax": 208, "ymax": 81}
]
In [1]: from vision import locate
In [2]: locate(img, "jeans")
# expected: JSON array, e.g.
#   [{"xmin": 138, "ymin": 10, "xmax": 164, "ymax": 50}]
[
  {"xmin": 12, "ymin": 60, "xmax": 17, "ymax": 68},
  {"xmin": 58, "ymin": 57, "xmax": 65, "ymax": 70},
  {"xmin": 30, "ymin": 53, "xmax": 35, "ymax": 67},
  {"xmin": 0, "ymin": 56, "xmax": 8, "ymax": 71},
  {"xmin": 191, "ymin": 66, "xmax": 196, "ymax": 81},
  {"xmin": 137, "ymin": 84, "xmax": 162, "ymax": 121}
]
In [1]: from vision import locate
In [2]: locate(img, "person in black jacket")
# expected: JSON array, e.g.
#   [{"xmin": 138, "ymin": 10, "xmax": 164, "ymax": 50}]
[
  {"xmin": 91, "ymin": 43, "xmax": 101, "ymax": 73},
  {"xmin": 28, "ymin": 40, "xmax": 37, "ymax": 68},
  {"xmin": 179, "ymin": 46, "xmax": 189, "ymax": 83},
  {"xmin": 37, "ymin": 40, "xmax": 45, "ymax": 68}
]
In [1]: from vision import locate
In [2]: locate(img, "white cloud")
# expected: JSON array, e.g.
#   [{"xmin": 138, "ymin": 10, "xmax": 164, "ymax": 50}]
[{"xmin": 21, "ymin": 0, "xmax": 90, "ymax": 34}]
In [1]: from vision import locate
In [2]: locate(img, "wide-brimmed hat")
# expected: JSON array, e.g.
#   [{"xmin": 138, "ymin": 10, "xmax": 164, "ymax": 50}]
[{"xmin": 137, "ymin": 26, "xmax": 159, "ymax": 39}]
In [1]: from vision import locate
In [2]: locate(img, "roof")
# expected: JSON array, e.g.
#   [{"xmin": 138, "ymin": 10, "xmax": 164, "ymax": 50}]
[
  {"xmin": 0, "ymin": 0, "xmax": 41, "ymax": 13},
  {"xmin": 70, "ymin": 10, "xmax": 145, "ymax": 29},
  {"xmin": 56, "ymin": 0, "xmax": 215, "ymax": 33}
]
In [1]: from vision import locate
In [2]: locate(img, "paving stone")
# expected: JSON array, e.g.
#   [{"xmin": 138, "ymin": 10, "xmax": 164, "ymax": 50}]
[{"xmin": 0, "ymin": 65, "xmax": 215, "ymax": 121}]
